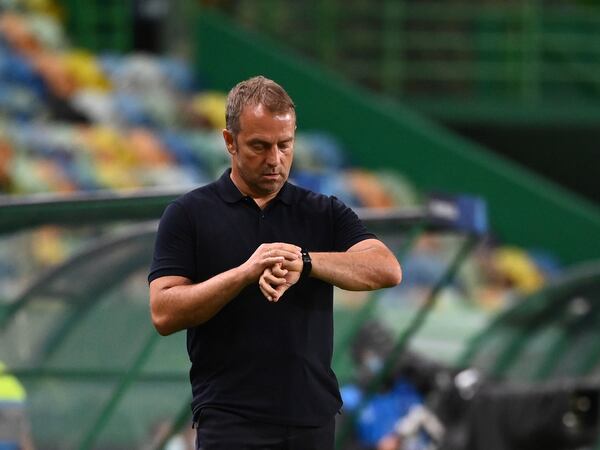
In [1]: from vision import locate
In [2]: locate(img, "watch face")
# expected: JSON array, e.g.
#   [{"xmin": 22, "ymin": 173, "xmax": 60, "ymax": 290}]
[{"xmin": 301, "ymin": 250, "xmax": 312, "ymax": 278}]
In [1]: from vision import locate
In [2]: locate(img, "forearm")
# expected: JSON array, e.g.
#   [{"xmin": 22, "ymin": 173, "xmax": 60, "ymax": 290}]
[
  {"xmin": 150, "ymin": 267, "xmax": 250, "ymax": 335},
  {"xmin": 310, "ymin": 240, "xmax": 402, "ymax": 291},
  {"xmin": 150, "ymin": 242, "xmax": 303, "ymax": 335}
]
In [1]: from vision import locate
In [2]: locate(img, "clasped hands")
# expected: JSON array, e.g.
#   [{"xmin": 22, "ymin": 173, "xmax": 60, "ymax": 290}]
[{"xmin": 248, "ymin": 243, "xmax": 304, "ymax": 302}]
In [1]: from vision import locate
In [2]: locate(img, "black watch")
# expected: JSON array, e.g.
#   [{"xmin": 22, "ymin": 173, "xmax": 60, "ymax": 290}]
[{"xmin": 301, "ymin": 249, "xmax": 312, "ymax": 280}]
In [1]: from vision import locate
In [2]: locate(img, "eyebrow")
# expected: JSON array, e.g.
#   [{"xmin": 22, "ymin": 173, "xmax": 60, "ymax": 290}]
[{"xmin": 247, "ymin": 136, "xmax": 294, "ymax": 145}]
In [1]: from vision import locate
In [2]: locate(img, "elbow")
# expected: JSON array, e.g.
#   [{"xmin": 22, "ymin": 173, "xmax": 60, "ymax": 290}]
[
  {"xmin": 390, "ymin": 262, "xmax": 403, "ymax": 286},
  {"xmin": 381, "ymin": 260, "xmax": 402, "ymax": 288},
  {"xmin": 150, "ymin": 298, "xmax": 179, "ymax": 336},
  {"xmin": 373, "ymin": 244, "xmax": 402, "ymax": 288},
  {"xmin": 151, "ymin": 311, "xmax": 176, "ymax": 336},
  {"xmin": 361, "ymin": 261, "xmax": 402, "ymax": 290}
]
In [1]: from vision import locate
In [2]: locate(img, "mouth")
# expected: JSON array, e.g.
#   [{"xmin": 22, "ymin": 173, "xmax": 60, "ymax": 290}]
[{"xmin": 262, "ymin": 173, "xmax": 280, "ymax": 180}]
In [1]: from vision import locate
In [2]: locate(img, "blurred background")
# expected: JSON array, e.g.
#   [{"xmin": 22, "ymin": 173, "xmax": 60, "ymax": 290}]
[{"xmin": 0, "ymin": 0, "xmax": 599, "ymax": 449}]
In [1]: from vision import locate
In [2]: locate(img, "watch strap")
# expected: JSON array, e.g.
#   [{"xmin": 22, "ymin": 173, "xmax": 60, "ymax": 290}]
[{"xmin": 301, "ymin": 249, "xmax": 312, "ymax": 280}]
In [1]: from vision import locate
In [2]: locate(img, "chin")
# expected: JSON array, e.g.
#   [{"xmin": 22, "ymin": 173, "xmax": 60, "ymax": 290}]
[{"xmin": 257, "ymin": 180, "xmax": 283, "ymax": 194}]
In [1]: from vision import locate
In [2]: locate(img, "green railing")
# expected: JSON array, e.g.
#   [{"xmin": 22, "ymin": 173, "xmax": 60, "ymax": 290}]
[{"xmin": 226, "ymin": 0, "xmax": 600, "ymax": 123}]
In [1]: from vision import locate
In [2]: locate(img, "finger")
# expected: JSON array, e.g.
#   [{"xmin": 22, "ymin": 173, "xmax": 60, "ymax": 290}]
[
  {"xmin": 266, "ymin": 249, "xmax": 300, "ymax": 261},
  {"xmin": 259, "ymin": 276, "xmax": 279, "ymax": 301},
  {"xmin": 259, "ymin": 283, "xmax": 274, "ymax": 301},
  {"xmin": 263, "ymin": 256, "xmax": 285, "ymax": 267},
  {"xmin": 271, "ymin": 285, "xmax": 289, "ymax": 302},
  {"xmin": 264, "ymin": 243, "xmax": 302, "ymax": 257},
  {"xmin": 259, "ymin": 282, "xmax": 277, "ymax": 302},
  {"xmin": 264, "ymin": 274, "xmax": 287, "ymax": 286},
  {"xmin": 280, "ymin": 258, "xmax": 302, "ymax": 272},
  {"xmin": 260, "ymin": 286, "xmax": 278, "ymax": 303},
  {"xmin": 271, "ymin": 265, "xmax": 288, "ymax": 277},
  {"xmin": 262, "ymin": 267, "xmax": 287, "ymax": 286}
]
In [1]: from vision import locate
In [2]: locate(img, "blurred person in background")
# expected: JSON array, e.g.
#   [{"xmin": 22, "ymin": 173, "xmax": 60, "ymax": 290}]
[
  {"xmin": 0, "ymin": 362, "xmax": 35, "ymax": 450},
  {"xmin": 149, "ymin": 75, "xmax": 402, "ymax": 450}
]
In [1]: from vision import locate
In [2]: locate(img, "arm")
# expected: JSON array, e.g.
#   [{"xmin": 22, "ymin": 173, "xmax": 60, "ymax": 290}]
[
  {"xmin": 150, "ymin": 243, "xmax": 301, "ymax": 335},
  {"xmin": 310, "ymin": 238, "xmax": 402, "ymax": 290},
  {"xmin": 259, "ymin": 239, "xmax": 401, "ymax": 301}
]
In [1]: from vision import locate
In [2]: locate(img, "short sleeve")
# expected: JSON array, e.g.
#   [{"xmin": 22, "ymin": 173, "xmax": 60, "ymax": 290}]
[
  {"xmin": 148, "ymin": 201, "xmax": 196, "ymax": 283},
  {"xmin": 331, "ymin": 196, "xmax": 377, "ymax": 251}
]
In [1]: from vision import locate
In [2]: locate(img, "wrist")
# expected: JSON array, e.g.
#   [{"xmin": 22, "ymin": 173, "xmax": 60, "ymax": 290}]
[
  {"xmin": 237, "ymin": 263, "xmax": 256, "ymax": 286},
  {"xmin": 301, "ymin": 249, "xmax": 312, "ymax": 280}
]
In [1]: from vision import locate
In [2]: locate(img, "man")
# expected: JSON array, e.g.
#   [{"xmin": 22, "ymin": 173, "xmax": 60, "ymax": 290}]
[{"xmin": 149, "ymin": 76, "xmax": 402, "ymax": 449}]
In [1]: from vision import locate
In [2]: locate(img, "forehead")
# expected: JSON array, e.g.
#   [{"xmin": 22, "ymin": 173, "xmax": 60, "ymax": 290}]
[{"xmin": 238, "ymin": 103, "xmax": 296, "ymax": 137}]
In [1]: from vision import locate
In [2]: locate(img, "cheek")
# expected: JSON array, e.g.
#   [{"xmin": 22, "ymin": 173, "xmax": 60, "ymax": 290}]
[{"xmin": 238, "ymin": 152, "xmax": 263, "ymax": 174}]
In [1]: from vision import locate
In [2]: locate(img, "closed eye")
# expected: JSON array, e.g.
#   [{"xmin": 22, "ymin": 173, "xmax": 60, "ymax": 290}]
[
  {"xmin": 278, "ymin": 140, "xmax": 293, "ymax": 152},
  {"xmin": 248, "ymin": 140, "xmax": 269, "ymax": 151}
]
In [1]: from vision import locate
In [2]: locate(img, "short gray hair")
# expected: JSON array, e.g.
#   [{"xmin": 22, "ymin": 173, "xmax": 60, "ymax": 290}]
[{"xmin": 225, "ymin": 76, "xmax": 296, "ymax": 135}]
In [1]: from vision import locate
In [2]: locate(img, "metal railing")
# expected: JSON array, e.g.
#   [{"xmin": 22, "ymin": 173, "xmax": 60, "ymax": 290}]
[{"xmin": 226, "ymin": 0, "xmax": 600, "ymax": 119}]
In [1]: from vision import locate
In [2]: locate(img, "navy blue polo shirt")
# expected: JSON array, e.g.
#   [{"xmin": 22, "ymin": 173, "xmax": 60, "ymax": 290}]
[{"xmin": 149, "ymin": 169, "xmax": 375, "ymax": 426}]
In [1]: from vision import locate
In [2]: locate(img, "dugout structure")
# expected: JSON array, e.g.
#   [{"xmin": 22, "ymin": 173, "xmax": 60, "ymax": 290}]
[{"xmin": 0, "ymin": 191, "xmax": 486, "ymax": 450}]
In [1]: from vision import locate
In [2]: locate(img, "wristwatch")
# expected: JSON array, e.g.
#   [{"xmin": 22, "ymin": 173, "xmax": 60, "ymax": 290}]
[{"xmin": 301, "ymin": 249, "xmax": 312, "ymax": 280}]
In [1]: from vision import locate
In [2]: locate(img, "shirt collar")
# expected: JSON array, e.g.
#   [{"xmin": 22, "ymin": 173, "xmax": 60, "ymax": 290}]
[{"xmin": 215, "ymin": 169, "xmax": 294, "ymax": 205}]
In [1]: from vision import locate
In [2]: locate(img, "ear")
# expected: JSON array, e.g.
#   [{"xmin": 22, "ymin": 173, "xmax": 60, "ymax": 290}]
[{"xmin": 223, "ymin": 129, "xmax": 236, "ymax": 155}]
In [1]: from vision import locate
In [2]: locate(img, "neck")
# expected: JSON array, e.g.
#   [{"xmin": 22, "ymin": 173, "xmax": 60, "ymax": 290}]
[{"xmin": 229, "ymin": 171, "xmax": 277, "ymax": 209}]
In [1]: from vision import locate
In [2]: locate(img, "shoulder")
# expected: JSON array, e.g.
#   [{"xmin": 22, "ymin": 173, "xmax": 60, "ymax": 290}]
[
  {"xmin": 288, "ymin": 182, "xmax": 356, "ymax": 217},
  {"xmin": 286, "ymin": 182, "xmax": 339, "ymax": 209},
  {"xmin": 159, "ymin": 181, "xmax": 220, "ymax": 227},
  {"xmin": 172, "ymin": 180, "xmax": 220, "ymax": 210}
]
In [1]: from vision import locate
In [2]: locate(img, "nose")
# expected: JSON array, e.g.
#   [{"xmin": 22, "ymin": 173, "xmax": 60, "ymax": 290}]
[{"xmin": 265, "ymin": 146, "xmax": 280, "ymax": 167}]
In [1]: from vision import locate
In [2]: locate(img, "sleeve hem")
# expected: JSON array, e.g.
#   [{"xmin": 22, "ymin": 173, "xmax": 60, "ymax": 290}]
[
  {"xmin": 341, "ymin": 233, "xmax": 377, "ymax": 252},
  {"xmin": 148, "ymin": 269, "xmax": 195, "ymax": 284}
]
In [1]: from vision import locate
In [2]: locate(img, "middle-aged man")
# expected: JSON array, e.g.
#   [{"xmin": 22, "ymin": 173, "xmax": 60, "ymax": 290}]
[{"xmin": 149, "ymin": 75, "xmax": 402, "ymax": 449}]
